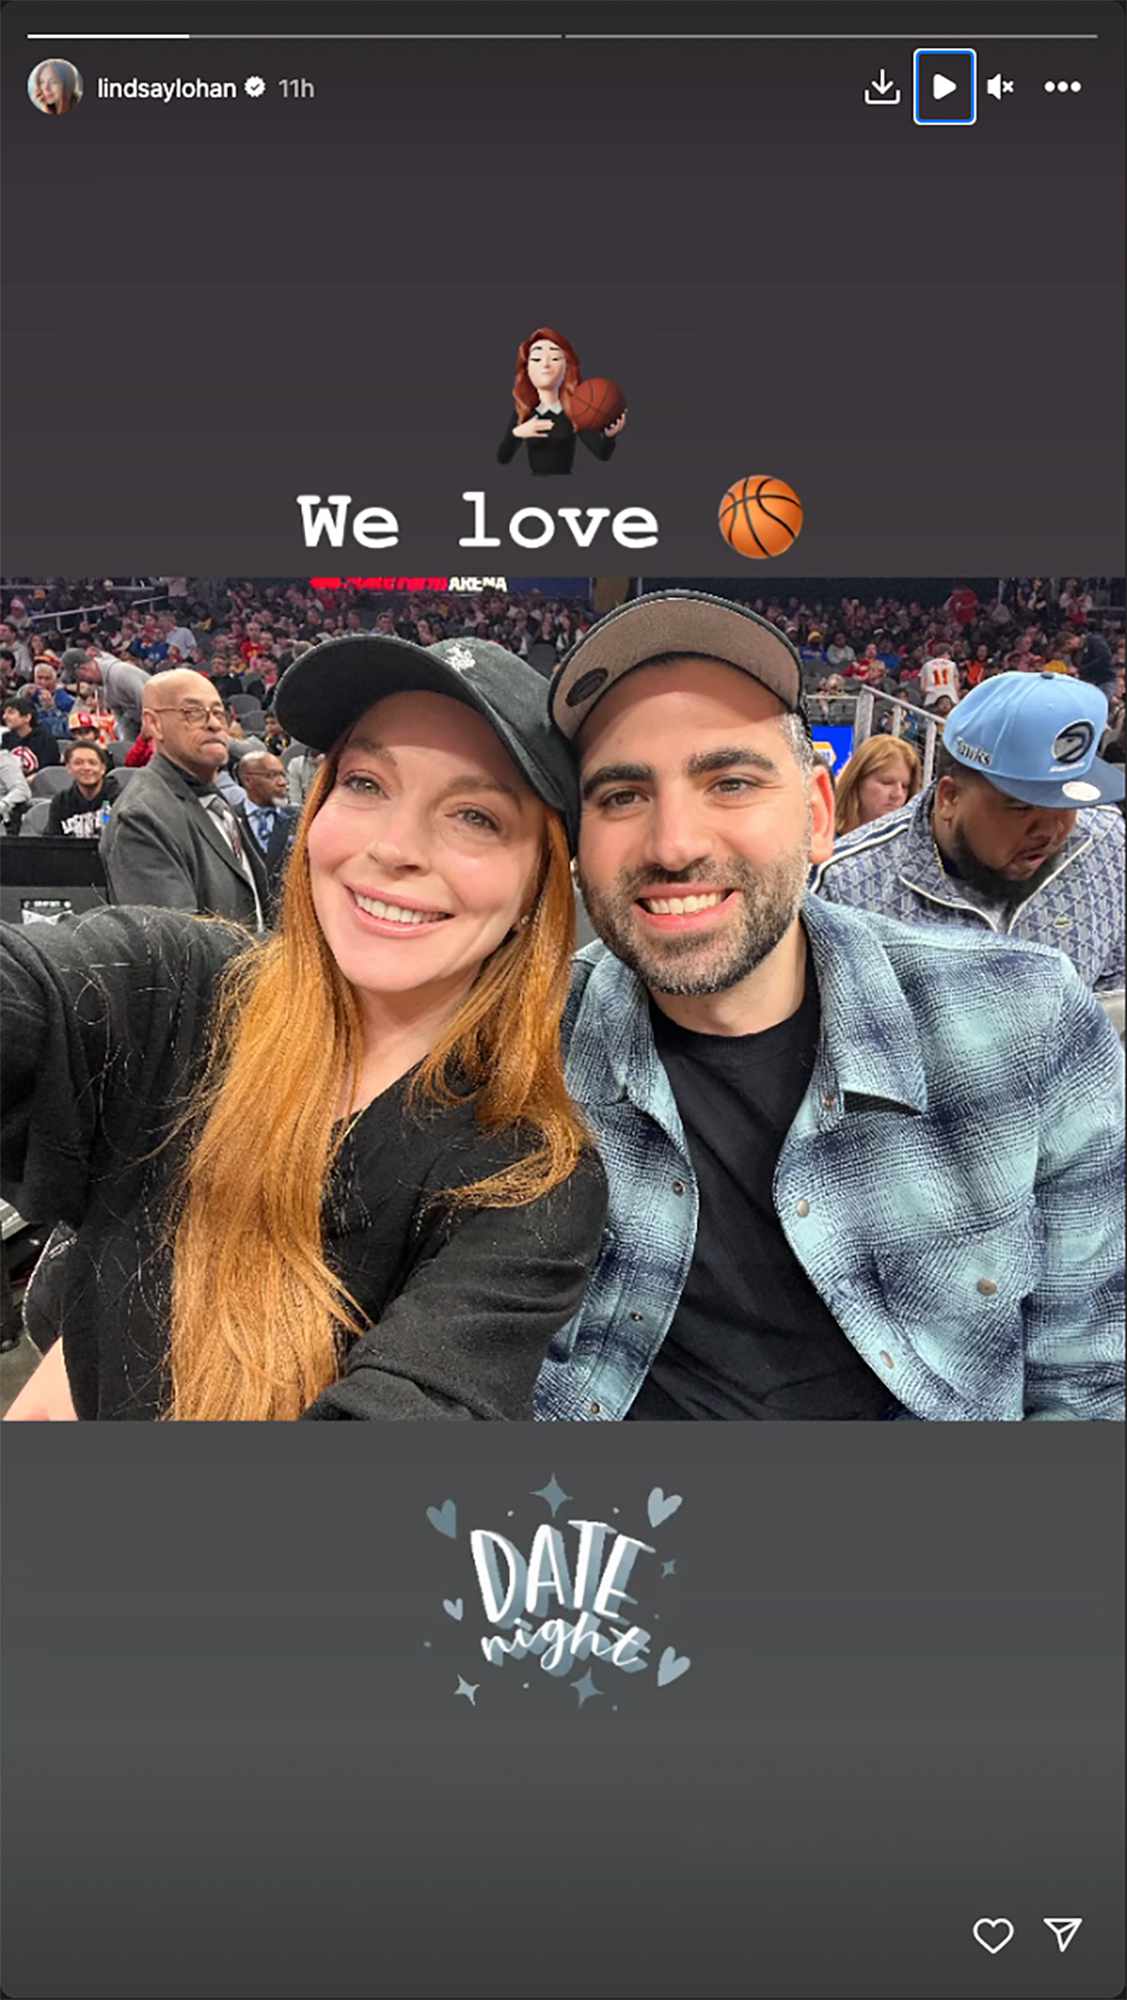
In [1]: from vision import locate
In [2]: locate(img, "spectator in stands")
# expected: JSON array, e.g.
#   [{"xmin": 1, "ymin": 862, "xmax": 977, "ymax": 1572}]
[
  {"xmin": 78, "ymin": 647, "xmax": 149, "ymax": 746},
  {"xmin": 918, "ymin": 655, "xmax": 960, "ymax": 714},
  {"xmin": 0, "ymin": 746, "xmax": 32, "ymax": 832},
  {"xmin": 0, "ymin": 624, "xmax": 33, "ymax": 679},
  {"xmin": 124, "ymin": 717, "xmax": 156, "ymax": 766},
  {"xmin": 826, "ymin": 631, "xmax": 856, "ymax": 672},
  {"xmin": 236, "ymin": 751, "xmax": 299, "ymax": 917},
  {"xmin": 833, "ymin": 737, "xmax": 922, "ymax": 836},
  {"xmin": 31, "ymin": 660, "xmax": 76, "ymax": 738},
  {"xmin": 1, "ymin": 694, "xmax": 61, "ymax": 776},
  {"xmin": 965, "ymin": 642, "xmax": 994, "ymax": 687},
  {"xmin": 287, "ymin": 744, "xmax": 323, "ymax": 807},
  {"xmin": 47, "ymin": 743, "xmax": 117, "ymax": 839},
  {"xmin": 59, "ymin": 646, "xmax": 88, "ymax": 686},
  {"xmin": 2, "ymin": 634, "xmax": 605, "ymax": 1422},
  {"xmin": 164, "ymin": 613, "xmax": 199, "ymax": 659},
  {"xmin": 815, "ymin": 673, "xmax": 1125, "ymax": 991},
  {"xmin": 65, "ymin": 710, "xmax": 102, "ymax": 747},
  {"xmin": 101, "ymin": 668, "xmax": 270, "ymax": 929},
  {"xmin": 542, "ymin": 592, "xmax": 1124, "ymax": 1422},
  {"xmin": 128, "ymin": 613, "xmax": 169, "ymax": 666},
  {"xmin": 1076, "ymin": 628, "xmax": 1114, "ymax": 690},
  {"xmin": 847, "ymin": 642, "xmax": 881, "ymax": 681}
]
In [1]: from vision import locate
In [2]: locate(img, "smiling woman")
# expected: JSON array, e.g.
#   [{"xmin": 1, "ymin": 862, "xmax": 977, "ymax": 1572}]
[{"xmin": 1, "ymin": 634, "xmax": 606, "ymax": 1422}]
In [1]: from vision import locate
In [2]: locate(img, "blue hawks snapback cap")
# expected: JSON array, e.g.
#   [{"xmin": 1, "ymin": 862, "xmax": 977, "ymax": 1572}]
[{"xmin": 943, "ymin": 672, "xmax": 1125, "ymax": 808}]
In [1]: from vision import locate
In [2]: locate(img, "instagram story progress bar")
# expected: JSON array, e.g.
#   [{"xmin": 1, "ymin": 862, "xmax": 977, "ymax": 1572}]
[{"xmin": 913, "ymin": 47, "xmax": 977, "ymax": 125}]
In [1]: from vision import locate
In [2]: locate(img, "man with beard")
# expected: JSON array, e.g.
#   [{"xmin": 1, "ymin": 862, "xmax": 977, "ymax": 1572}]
[
  {"xmin": 815, "ymin": 673, "xmax": 1124, "ymax": 992},
  {"xmin": 533, "ymin": 592, "xmax": 1123, "ymax": 1423}
]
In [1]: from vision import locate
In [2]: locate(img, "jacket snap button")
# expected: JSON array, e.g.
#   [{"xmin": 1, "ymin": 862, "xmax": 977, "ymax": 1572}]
[
  {"xmin": 671, "ymin": 1179, "xmax": 686, "ymax": 1196},
  {"xmin": 629, "ymin": 1311, "xmax": 644, "ymax": 1322},
  {"xmin": 796, "ymin": 1199, "xmax": 811, "ymax": 1217},
  {"xmin": 822, "ymin": 1094, "xmax": 836, "ymax": 1110},
  {"xmin": 589, "ymin": 1400, "xmax": 601, "ymax": 1415},
  {"xmin": 976, "ymin": 1278, "xmax": 998, "ymax": 1296}
]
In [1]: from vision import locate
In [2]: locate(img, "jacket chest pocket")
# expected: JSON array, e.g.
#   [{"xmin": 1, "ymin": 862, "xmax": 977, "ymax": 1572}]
[{"xmin": 870, "ymin": 1201, "xmax": 1042, "ymax": 1342}]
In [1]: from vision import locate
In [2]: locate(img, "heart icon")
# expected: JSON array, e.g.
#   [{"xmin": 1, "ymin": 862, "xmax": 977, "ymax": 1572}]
[
  {"xmin": 972, "ymin": 1919, "xmax": 1014, "ymax": 1955},
  {"xmin": 442, "ymin": 1598, "xmax": 464, "ymax": 1622},
  {"xmin": 656, "ymin": 1645, "xmax": 691, "ymax": 1687},
  {"xmin": 426, "ymin": 1499, "xmax": 457, "ymax": 1538},
  {"xmin": 647, "ymin": 1487, "xmax": 683, "ymax": 1527}
]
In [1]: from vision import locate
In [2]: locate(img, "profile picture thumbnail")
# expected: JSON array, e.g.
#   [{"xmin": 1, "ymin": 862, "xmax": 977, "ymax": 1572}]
[{"xmin": 28, "ymin": 59, "xmax": 83, "ymax": 117}]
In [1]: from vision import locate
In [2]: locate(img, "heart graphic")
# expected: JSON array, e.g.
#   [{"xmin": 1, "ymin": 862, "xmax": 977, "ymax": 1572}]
[
  {"xmin": 442, "ymin": 1598, "xmax": 464, "ymax": 1622},
  {"xmin": 426, "ymin": 1499, "xmax": 457, "ymax": 1538},
  {"xmin": 972, "ymin": 1919, "xmax": 1014, "ymax": 1956},
  {"xmin": 647, "ymin": 1487, "xmax": 683, "ymax": 1527},
  {"xmin": 656, "ymin": 1645, "xmax": 691, "ymax": 1688}
]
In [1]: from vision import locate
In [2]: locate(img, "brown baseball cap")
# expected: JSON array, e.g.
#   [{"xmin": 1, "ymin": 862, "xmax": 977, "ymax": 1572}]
[{"xmin": 549, "ymin": 590, "xmax": 805, "ymax": 741}]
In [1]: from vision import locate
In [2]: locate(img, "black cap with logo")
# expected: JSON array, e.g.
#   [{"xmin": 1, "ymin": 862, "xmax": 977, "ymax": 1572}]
[{"xmin": 273, "ymin": 632, "xmax": 580, "ymax": 850}]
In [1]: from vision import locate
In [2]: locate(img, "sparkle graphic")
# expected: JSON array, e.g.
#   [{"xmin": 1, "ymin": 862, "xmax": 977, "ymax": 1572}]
[
  {"xmin": 532, "ymin": 1474, "xmax": 571, "ymax": 1517},
  {"xmin": 661, "ymin": 1560, "xmax": 677, "ymax": 1577},
  {"xmin": 455, "ymin": 1677, "xmax": 479, "ymax": 1707},
  {"xmin": 572, "ymin": 1670, "xmax": 602, "ymax": 1708}
]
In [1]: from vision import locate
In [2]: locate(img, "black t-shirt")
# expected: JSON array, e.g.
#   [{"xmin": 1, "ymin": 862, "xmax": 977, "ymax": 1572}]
[{"xmin": 628, "ymin": 968, "xmax": 896, "ymax": 1420}]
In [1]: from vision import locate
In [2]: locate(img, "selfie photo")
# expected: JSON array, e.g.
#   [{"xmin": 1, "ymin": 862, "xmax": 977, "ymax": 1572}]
[{"xmin": 2, "ymin": 574, "xmax": 1123, "ymax": 1424}]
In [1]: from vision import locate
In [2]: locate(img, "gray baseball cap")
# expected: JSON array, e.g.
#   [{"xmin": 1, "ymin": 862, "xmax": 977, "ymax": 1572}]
[{"xmin": 549, "ymin": 589, "xmax": 805, "ymax": 741}]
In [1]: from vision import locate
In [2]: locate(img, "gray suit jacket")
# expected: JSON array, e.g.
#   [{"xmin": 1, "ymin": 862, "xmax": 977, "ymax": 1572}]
[{"xmin": 100, "ymin": 753, "xmax": 269, "ymax": 927}]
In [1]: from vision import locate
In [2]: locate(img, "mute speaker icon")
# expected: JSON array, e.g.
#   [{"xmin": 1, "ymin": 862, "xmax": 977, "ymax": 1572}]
[{"xmin": 987, "ymin": 72, "xmax": 1015, "ymax": 99}]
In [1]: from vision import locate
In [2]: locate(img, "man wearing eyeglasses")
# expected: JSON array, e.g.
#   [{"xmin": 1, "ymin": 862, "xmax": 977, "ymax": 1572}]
[{"xmin": 100, "ymin": 669, "xmax": 269, "ymax": 930}]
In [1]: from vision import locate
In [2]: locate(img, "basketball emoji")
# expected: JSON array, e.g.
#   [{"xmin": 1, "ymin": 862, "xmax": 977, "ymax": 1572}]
[
  {"xmin": 567, "ymin": 377, "xmax": 626, "ymax": 433},
  {"xmin": 718, "ymin": 475, "xmax": 804, "ymax": 558}
]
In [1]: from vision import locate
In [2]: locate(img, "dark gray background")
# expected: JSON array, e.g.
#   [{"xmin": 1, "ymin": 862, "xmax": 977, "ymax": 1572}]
[
  {"xmin": 2, "ymin": 1426, "xmax": 1123, "ymax": 1998},
  {"xmin": 2, "ymin": 0, "xmax": 1124, "ymax": 574},
  {"xmin": 3, "ymin": 5, "xmax": 1125, "ymax": 1996}
]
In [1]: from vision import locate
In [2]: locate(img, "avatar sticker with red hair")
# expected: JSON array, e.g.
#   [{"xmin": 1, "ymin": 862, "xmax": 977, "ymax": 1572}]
[{"xmin": 497, "ymin": 325, "xmax": 627, "ymax": 477}]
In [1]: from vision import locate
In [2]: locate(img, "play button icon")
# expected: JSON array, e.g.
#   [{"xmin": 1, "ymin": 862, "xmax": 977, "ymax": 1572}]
[{"xmin": 914, "ymin": 48, "xmax": 977, "ymax": 124}]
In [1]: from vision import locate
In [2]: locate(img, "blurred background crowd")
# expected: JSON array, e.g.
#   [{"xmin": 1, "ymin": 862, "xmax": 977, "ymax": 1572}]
[{"xmin": 2, "ymin": 575, "xmax": 1122, "ymax": 835}]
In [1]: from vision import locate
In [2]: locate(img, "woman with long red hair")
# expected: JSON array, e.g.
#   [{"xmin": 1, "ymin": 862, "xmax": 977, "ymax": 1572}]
[
  {"xmin": 497, "ymin": 326, "xmax": 626, "ymax": 476},
  {"xmin": 2, "ymin": 634, "xmax": 606, "ymax": 1421}
]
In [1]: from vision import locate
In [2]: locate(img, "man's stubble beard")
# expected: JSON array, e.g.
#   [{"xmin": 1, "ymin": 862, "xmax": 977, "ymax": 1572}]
[{"xmin": 577, "ymin": 815, "xmax": 813, "ymax": 998}]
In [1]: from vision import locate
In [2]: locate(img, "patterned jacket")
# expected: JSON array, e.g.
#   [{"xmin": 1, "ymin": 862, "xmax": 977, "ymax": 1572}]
[
  {"xmin": 533, "ymin": 895, "xmax": 1125, "ymax": 1423},
  {"xmin": 812, "ymin": 787, "xmax": 1124, "ymax": 992}
]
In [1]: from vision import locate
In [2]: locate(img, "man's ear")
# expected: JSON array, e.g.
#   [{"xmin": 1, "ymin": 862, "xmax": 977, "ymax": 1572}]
[
  {"xmin": 808, "ymin": 761, "xmax": 836, "ymax": 867},
  {"xmin": 934, "ymin": 774, "xmax": 960, "ymax": 824}
]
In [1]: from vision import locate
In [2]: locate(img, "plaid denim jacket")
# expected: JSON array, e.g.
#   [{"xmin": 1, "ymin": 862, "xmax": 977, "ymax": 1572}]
[
  {"xmin": 533, "ymin": 895, "xmax": 1125, "ymax": 1423},
  {"xmin": 812, "ymin": 789, "xmax": 1125, "ymax": 992}
]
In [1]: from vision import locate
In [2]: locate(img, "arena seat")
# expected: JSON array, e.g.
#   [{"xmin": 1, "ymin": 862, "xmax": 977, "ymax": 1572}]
[
  {"xmin": 18, "ymin": 800, "xmax": 53, "ymax": 837},
  {"xmin": 30, "ymin": 768, "xmax": 73, "ymax": 799}
]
